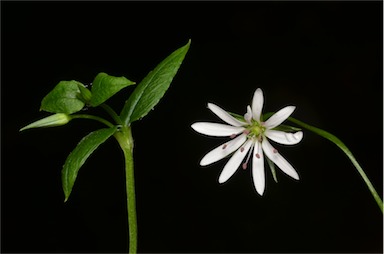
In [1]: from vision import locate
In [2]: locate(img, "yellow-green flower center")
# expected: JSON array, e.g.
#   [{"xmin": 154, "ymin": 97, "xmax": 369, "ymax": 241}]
[{"xmin": 246, "ymin": 121, "xmax": 266, "ymax": 140}]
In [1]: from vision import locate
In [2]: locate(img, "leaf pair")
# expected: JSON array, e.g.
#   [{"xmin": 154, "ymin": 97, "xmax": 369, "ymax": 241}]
[{"xmin": 41, "ymin": 73, "xmax": 135, "ymax": 115}]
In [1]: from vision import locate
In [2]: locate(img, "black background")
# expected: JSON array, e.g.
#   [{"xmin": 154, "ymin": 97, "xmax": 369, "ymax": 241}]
[{"xmin": 2, "ymin": 1, "xmax": 383, "ymax": 253}]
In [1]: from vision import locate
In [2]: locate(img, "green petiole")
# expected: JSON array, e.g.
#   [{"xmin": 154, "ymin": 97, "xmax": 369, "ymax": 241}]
[{"xmin": 71, "ymin": 114, "xmax": 114, "ymax": 128}]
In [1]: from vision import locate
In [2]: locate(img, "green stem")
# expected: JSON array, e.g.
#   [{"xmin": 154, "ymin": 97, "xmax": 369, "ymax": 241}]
[
  {"xmin": 114, "ymin": 126, "xmax": 137, "ymax": 253},
  {"xmin": 71, "ymin": 114, "xmax": 114, "ymax": 128},
  {"xmin": 288, "ymin": 117, "xmax": 383, "ymax": 213},
  {"xmin": 101, "ymin": 103, "xmax": 123, "ymax": 125}
]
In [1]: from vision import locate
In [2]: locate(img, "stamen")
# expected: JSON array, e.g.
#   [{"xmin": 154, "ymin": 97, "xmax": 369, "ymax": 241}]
[
  {"xmin": 255, "ymin": 141, "xmax": 261, "ymax": 159},
  {"xmin": 230, "ymin": 134, "xmax": 237, "ymax": 139},
  {"xmin": 242, "ymin": 143, "xmax": 254, "ymax": 170},
  {"xmin": 243, "ymin": 129, "xmax": 250, "ymax": 135},
  {"xmin": 222, "ymin": 144, "xmax": 227, "ymax": 149},
  {"xmin": 240, "ymin": 147, "xmax": 245, "ymax": 152},
  {"xmin": 273, "ymin": 148, "xmax": 278, "ymax": 154}
]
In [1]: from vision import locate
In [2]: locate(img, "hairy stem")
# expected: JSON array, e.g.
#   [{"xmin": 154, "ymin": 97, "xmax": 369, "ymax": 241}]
[{"xmin": 114, "ymin": 126, "xmax": 137, "ymax": 253}]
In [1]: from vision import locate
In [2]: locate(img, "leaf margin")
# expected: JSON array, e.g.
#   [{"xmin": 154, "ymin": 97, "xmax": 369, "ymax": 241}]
[{"xmin": 120, "ymin": 39, "xmax": 191, "ymax": 125}]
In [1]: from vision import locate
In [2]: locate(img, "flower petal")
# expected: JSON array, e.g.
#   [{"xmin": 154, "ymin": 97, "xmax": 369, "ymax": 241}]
[
  {"xmin": 262, "ymin": 139, "xmax": 299, "ymax": 180},
  {"xmin": 264, "ymin": 106, "xmax": 296, "ymax": 129},
  {"xmin": 208, "ymin": 103, "xmax": 246, "ymax": 127},
  {"xmin": 252, "ymin": 141, "xmax": 265, "ymax": 195},
  {"xmin": 218, "ymin": 139, "xmax": 253, "ymax": 183},
  {"xmin": 252, "ymin": 88, "xmax": 264, "ymax": 122},
  {"xmin": 191, "ymin": 122, "xmax": 245, "ymax": 137},
  {"xmin": 265, "ymin": 130, "xmax": 303, "ymax": 145},
  {"xmin": 200, "ymin": 134, "xmax": 247, "ymax": 166},
  {"xmin": 244, "ymin": 105, "xmax": 253, "ymax": 124}
]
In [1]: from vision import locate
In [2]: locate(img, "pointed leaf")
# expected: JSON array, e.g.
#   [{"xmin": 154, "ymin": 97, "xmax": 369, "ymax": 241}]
[
  {"xmin": 120, "ymin": 40, "xmax": 191, "ymax": 125},
  {"xmin": 62, "ymin": 126, "xmax": 117, "ymax": 202},
  {"xmin": 90, "ymin": 72, "xmax": 135, "ymax": 107},
  {"xmin": 40, "ymin": 80, "xmax": 86, "ymax": 114}
]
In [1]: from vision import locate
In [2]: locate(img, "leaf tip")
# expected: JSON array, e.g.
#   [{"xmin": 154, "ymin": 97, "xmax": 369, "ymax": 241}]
[{"xmin": 185, "ymin": 39, "xmax": 191, "ymax": 49}]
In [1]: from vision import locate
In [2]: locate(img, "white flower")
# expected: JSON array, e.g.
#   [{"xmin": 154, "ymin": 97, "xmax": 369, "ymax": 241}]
[{"xmin": 191, "ymin": 88, "xmax": 303, "ymax": 195}]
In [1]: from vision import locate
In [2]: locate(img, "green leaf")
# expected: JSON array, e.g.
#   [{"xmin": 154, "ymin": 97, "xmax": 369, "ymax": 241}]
[
  {"xmin": 90, "ymin": 72, "xmax": 135, "ymax": 107},
  {"xmin": 40, "ymin": 80, "xmax": 86, "ymax": 114},
  {"xmin": 62, "ymin": 126, "xmax": 117, "ymax": 202},
  {"xmin": 120, "ymin": 39, "xmax": 191, "ymax": 125}
]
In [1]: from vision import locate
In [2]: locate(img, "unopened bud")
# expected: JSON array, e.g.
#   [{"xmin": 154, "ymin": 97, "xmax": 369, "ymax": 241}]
[{"xmin": 20, "ymin": 113, "xmax": 71, "ymax": 131}]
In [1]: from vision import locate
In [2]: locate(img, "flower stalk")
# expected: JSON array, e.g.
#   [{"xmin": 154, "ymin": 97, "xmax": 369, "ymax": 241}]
[
  {"xmin": 288, "ymin": 117, "xmax": 383, "ymax": 213},
  {"xmin": 71, "ymin": 114, "xmax": 114, "ymax": 128},
  {"xmin": 101, "ymin": 103, "xmax": 123, "ymax": 125},
  {"xmin": 114, "ymin": 126, "xmax": 137, "ymax": 253}
]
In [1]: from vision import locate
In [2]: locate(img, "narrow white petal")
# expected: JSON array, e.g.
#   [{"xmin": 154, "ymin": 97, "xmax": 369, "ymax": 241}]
[
  {"xmin": 191, "ymin": 122, "xmax": 245, "ymax": 137},
  {"xmin": 200, "ymin": 134, "xmax": 247, "ymax": 166},
  {"xmin": 244, "ymin": 105, "xmax": 253, "ymax": 124},
  {"xmin": 264, "ymin": 106, "xmax": 296, "ymax": 129},
  {"xmin": 252, "ymin": 88, "xmax": 264, "ymax": 122},
  {"xmin": 252, "ymin": 142, "xmax": 265, "ymax": 195},
  {"xmin": 265, "ymin": 130, "xmax": 303, "ymax": 145},
  {"xmin": 207, "ymin": 103, "xmax": 246, "ymax": 127},
  {"xmin": 218, "ymin": 139, "xmax": 253, "ymax": 183},
  {"xmin": 262, "ymin": 139, "xmax": 299, "ymax": 180}
]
